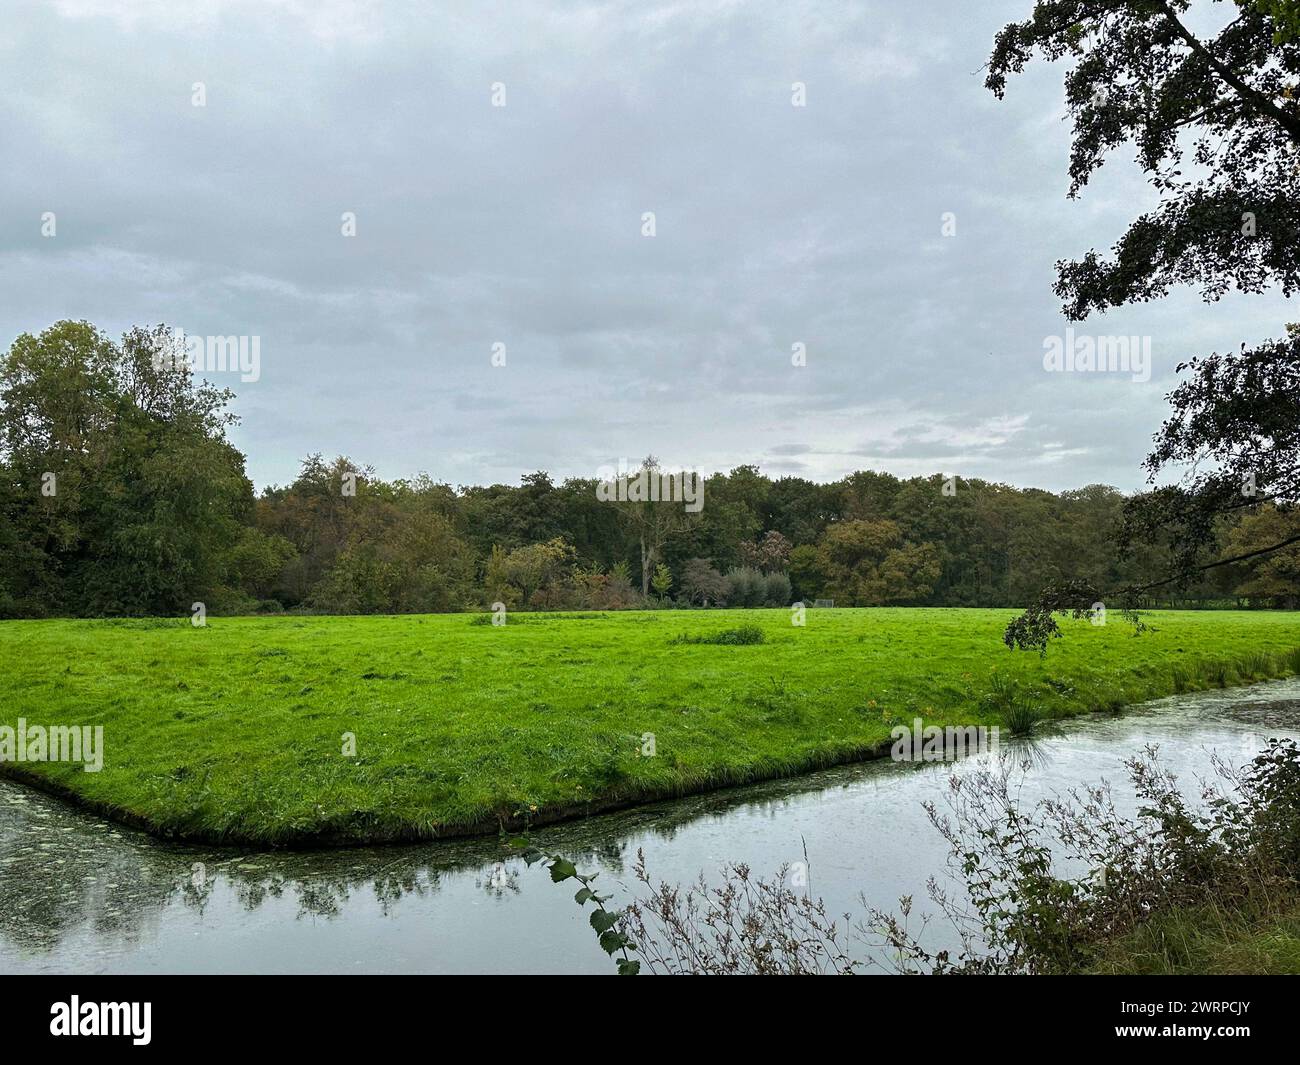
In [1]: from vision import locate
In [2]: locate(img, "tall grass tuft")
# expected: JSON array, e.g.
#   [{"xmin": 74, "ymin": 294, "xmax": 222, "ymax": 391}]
[
  {"xmin": 1238, "ymin": 651, "xmax": 1277, "ymax": 680},
  {"xmin": 1170, "ymin": 664, "xmax": 1191, "ymax": 694},
  {"xmin": 982, "ymin": 671, "xmax": 1041, "ymax": 736},
  {"xmin": 1002, "ymin": 699, "xmax": 1042, "ymax": 736},
  {"xmin": 1205, "ymin": 661, "xmax": 1231, "ymax": 688},
  {"xmin": 672, "ymin": 625, "xmax": 765, "ymax": 646}
]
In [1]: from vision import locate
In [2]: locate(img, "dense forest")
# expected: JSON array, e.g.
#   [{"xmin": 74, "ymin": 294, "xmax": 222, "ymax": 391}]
[{"xmin": 2, "ymin": 321, "xmax": 1296, "ymax": 619}]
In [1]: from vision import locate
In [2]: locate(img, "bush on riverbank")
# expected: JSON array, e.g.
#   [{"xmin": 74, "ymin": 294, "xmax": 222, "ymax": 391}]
[
  {"xmin": 874, "ymin": 737, "xmax": 1300, "ymax": 974},
  {"xmin": 616, "ymin": 739, "xmax": 1300, "ymax": 974}
]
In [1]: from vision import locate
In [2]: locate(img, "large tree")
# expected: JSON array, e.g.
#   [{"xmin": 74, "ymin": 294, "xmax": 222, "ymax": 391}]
[
  {"xmin": 0, "ymin": 322, "xmax": 252, "ymax": 616},
  {"xmin": 610, "ymin": 456, "xmax": 696, "ymax": 595},
  {"xmin": 989, "ymin": 0, "xmax": 1300, "ymax": 650}
]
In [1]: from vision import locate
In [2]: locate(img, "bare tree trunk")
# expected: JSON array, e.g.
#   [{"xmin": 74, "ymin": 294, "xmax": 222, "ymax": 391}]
[{"xmin": 640, "ymin": 536, "xmax": 652, "ymax": 595}]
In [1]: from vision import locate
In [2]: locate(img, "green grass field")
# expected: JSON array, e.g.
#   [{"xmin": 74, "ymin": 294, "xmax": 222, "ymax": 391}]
[{"xmin": 3, "ymin": 608, "xmax": 1300, "ymax": 844}]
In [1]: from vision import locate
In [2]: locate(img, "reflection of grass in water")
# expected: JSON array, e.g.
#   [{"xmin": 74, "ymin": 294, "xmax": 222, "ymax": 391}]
[{"xmin": 999, "ymin": 733, "xmax": 1058, "ymax": 772}]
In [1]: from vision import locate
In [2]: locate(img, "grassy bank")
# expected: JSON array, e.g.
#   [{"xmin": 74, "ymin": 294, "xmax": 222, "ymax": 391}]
[
  {"xmin": 2, "ymin": 608, "xmax": 1299, "ymax": 845},
  {"xmin": 1089, "ymin": 894, "xmax": 1300, "ymax": 975}
]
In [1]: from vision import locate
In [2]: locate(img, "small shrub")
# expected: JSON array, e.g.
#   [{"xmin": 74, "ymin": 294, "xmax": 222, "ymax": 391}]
[
  {"xmin": 762, "ymin": 571, "xmax": 792, "ymax": 607},
  {"xmin": 724, "ymin": 567, "xmax": 766, "ymax": 608},
  {"xmin": 672, "ymin": 624, "xmax": 765, "ymax": 646}
]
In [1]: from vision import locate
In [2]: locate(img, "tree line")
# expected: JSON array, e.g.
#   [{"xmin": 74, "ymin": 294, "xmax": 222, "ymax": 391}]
[{"xmin": 3, "ymin": 320, "xmax": 1294, "ymax": 620}]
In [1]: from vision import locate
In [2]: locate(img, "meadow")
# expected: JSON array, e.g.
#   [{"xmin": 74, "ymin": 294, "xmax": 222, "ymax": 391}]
[{"xmin": 2, "ymin": 607, "xmax": 1300, "ymax": 845}]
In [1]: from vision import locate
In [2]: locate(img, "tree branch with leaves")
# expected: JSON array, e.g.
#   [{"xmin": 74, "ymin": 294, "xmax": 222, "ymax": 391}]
[{"xmin": 988, "ymin": 1, "xmax": 1300, "ymax": 650}]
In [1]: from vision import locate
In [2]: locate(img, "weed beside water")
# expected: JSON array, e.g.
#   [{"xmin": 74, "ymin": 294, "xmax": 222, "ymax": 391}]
[{"xmin": 982, "ymin": 671, "xmax": 1042, "ymax": 735}]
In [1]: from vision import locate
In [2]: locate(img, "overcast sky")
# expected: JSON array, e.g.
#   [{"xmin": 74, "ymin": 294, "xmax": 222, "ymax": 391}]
[{"xmin": 1, "ymin": 0, "xmax": 1292, "ymax": 493}]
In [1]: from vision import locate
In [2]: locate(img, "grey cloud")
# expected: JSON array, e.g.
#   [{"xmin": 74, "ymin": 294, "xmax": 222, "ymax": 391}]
[{"xmin": 1, "ymin": 0, "xmax": 1291, "ymax": 494}]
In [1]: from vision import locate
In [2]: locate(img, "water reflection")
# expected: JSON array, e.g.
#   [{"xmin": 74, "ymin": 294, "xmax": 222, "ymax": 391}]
[{"xmin": 3, "ymin": 679, "xmax": 1300, "ymax": 973}]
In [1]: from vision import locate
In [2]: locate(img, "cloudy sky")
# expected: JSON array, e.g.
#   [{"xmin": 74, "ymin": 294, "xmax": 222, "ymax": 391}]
[{"xmin": 1, "ymin": 0, "xmax": 1292, "ymax": 493}]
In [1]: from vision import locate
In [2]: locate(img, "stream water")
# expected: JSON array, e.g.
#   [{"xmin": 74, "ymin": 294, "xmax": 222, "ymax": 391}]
[{"xmin": 3, "ymin": 679, "xmax": 1300, "ymax": 974}]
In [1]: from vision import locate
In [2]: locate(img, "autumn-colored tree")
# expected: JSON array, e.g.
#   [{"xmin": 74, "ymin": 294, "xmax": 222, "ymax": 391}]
[
  {"xmin": 501, "ymin": 537, "xmax": 576, "ymax": 606},
  {"xmin": 679, "ymin": 558, "xmax": 729, "ymax": 605},
  {"xmin": 737, "ymin": 530, "xmax": 792, "ymax": 573},
  {"xmin": 816, "ymin": 520, "xmax": 941, "ymax": 606},
  {"xmin": 1223, "ymin": 505, "xmax": 1300, "ymax": 605}
]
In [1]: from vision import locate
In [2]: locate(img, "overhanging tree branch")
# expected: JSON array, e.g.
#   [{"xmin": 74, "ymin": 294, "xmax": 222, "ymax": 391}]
[
  {"xmin": 1129, "ymin": 530, "xmax": 1300, "ymax": 594},
  {"xmin": 1156, "ymin": 0, "xmax": 1300, "ymax": 143}
]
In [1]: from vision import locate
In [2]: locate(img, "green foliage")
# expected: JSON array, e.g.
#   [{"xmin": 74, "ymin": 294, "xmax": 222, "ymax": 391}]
[
  {"xmin": 1256, "ymin": 0, "xmax": 1300, "ymax": 44},
  {"xmin": 252, "ymin": 453, "xmax": 1300, "ymax": 618},
  {"xmin": 496, "ymin": 537, "xmax": 576, "ymax": 608},
  {"xmin": 622, "ymin": 738, "xmax": 1300, "ymax": 975},
  {"xmin": 762, "ymin": 570, "xmax": 792, "ymax": 607},
  {"xmin": 787, "ymin": 543, "xmax": 824, "ymax": 603},
  {"xmin": 1088, "ymin": 893, "xmax": 1300, "ymax": 975},
  {"xmin": 815, "ymin": 519, "xmax": 941, "ymax": 606},
  {"xmin": 507, "ymin": 835, "xmax": 639, "ymax": 974},
  {"xmin": 1222, "ymin": 504, "xmax": 1300, "ymax": 605},
  {"xmin": 1000, "ymin": 697, "xmax": 1042, "ymax": 736},
  {"xmin": 650, "ymin": 563, "xmax": 673, "ymax": 598},
  {"xmin": 723, "ymin": 566, "xmax": 766, "ymax": 607},
  {"xmin": 878, "ymin": 739, "xmax": 1300, "ymax": 974},
  {"xmin": 988, "ymin": 3, "xmax": 1300, "ymax": 649},
  {"xmin": 2, "ymin": 326, "xmax": 1275, "ymax": 619},
  {"xmin": 227, "ymin": 528, "xmax": 297, "ymax": 600},
  {"xmin": 0, "ymin": 321, "xmax": 251, "ymax": 617},
  {"xmin": 988, "ymin": 2, "xmax": 1300, "ymax": 317},
  {"xmin": 609, "ymin": 456, "xmax": 694, "ymax": 596},
  {"xmin": 981, "ymin": 671, "xmax": 1042, "ymax": 735}
]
